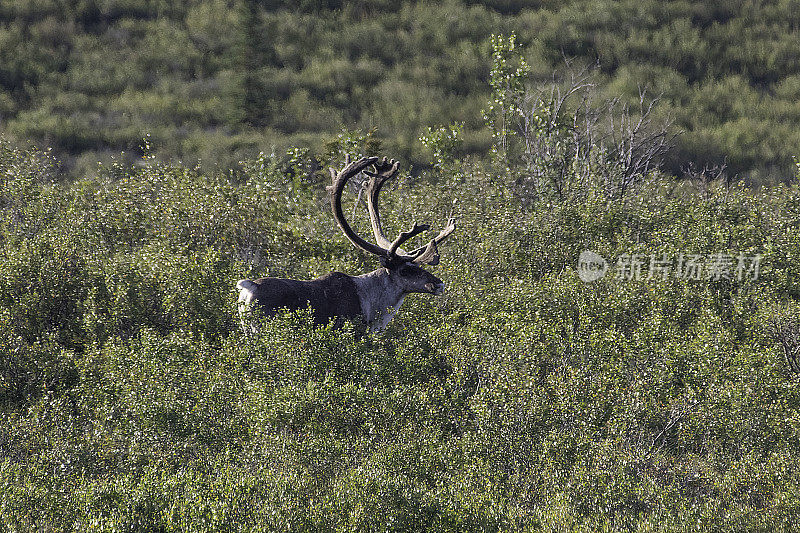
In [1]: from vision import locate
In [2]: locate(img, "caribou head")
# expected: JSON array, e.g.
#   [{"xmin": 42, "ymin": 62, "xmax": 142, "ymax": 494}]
[{"xmin": 237, "ymin": 156, "xmax": 455, "ymax": 332}]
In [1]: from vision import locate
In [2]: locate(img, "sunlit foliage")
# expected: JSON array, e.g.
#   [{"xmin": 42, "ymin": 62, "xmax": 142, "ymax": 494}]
[
  {"xmin": 2, "ymin": 130, "xmax": 800, "ymax": 529},
  {"xmin": 1, "ymin": 1, "xmax": 800, "ymax": 180}
]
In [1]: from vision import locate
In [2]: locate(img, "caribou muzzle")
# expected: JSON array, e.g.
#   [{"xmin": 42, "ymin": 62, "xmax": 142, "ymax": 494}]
[{"xmin": 426, "ymin": 282, "xmax": 445, "ymax": 295}]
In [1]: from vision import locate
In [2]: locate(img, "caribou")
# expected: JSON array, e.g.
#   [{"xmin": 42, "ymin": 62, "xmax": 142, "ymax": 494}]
[{"xmin": 236, "ymin": 156, "xmax": 455, "ymax": 332}]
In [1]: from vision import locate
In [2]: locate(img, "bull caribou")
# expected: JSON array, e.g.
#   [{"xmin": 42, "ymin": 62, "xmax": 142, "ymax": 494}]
[{"xmin": 237, "ymin": 156, "xmax": 455, "ymax": 332}]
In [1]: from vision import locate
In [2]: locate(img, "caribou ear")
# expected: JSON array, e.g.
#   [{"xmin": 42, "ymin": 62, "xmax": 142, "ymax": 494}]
[{"xmin": 378, "ymin": 255, "xmax": 407, "ymax": 269}]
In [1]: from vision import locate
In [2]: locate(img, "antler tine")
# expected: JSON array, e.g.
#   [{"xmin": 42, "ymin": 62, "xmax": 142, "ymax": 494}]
[
  {"xmin": 388, "ymin": 221, "xmax": 429, "ymax": 258},
  {"xmin": 411, "ymin": 216, "xmax": 456, "ymax": 265},
  {"xmin": 363, "ymin": 157, "xmax": 400, "ymax": 250},
  {"xmin": 328, "ymin": 156, "xmax": 385, "ymax": 257},
  {"xmin": 412, "ymin": 239, "xmax": 441, "ymax": 266}
]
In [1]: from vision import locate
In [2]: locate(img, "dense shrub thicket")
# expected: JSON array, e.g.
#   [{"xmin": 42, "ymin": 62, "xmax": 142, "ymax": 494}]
[
  {"xmin": 2, "ymin": 131, "xmax": 800, "ymax": 530},
  {"xmin": 2, "ymin": 0, "xmax": 800, "ymax": 179}
]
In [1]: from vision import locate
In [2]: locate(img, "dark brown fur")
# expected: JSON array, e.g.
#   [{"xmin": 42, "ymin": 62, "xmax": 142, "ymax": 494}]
[{"xmin": 241, "ymin": 272, "xmax": 362, "ymax": 327}]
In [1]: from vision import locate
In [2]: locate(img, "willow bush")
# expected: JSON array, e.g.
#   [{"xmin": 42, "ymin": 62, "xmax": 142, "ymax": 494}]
[{"xmin": 1, "ymin": 137, "xmax": 800, "ymax": 530}]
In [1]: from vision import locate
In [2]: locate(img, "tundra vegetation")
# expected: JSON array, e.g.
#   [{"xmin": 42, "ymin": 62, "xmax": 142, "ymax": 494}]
[
  {"xmin": 2, "ymin": 9, "xmax": 800, "ymax": 533},
  {"xmin": 2, "ymin": 0, "xmax": 800, "ymax": 180}
]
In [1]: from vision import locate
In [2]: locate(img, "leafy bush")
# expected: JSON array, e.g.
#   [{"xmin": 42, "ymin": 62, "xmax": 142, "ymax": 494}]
[
  {"xmin": 3, "ymin": 121, "xmax": 800, "ymax": 532},
  {"xmin": 4, "ymin": 1, "xmax": 800, "ymax": 180}
]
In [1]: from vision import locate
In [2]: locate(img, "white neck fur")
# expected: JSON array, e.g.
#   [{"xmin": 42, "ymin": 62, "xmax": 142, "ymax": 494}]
[{"xmin": 352, "ymin": 268, "xmax": 407, "ymax": 331}]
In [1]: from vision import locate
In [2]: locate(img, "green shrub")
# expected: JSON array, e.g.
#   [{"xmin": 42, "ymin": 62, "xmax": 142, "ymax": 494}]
[{"xmin": 3, "ymin": 137, "xmax": 800, "ymax": 530}]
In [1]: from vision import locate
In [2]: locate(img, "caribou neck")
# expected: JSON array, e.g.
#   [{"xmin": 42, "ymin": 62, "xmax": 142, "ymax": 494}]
[{"xmin": 352, "ymin": 267, "xmax": 406, "ymax": 330}]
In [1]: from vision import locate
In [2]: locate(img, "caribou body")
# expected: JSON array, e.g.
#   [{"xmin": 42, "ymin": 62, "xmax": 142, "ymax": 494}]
[{"xmin": 237, "ymin": 156, "xmax": 455, "ymax": 332}]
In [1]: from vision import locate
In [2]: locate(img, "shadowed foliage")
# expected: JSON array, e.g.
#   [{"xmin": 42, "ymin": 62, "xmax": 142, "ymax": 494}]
[
  {"xmin": 2, "ymin": 128, "xmax": 800, "ymax": 529},
  {"xmin": 1, "ymin": 0, "xmax": 800, "ymax": 180}
]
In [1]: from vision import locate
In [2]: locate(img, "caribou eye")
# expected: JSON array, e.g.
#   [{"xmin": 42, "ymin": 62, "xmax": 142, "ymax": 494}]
[{"xmin": 398, "ymin": 265, "xmax": 414, "ymax": 276}]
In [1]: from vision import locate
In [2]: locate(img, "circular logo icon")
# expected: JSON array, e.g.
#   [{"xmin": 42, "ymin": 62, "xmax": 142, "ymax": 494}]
[{"xmin": 578, "ymin": 250, "xmax": 608, "ymax": 282}]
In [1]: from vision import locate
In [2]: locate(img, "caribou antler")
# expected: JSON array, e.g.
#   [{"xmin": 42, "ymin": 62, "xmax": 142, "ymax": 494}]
[
  {"xmin": 363, "ymin": 156, "xmax": 455, "ymax": 264},
  {"xmin": 408, "ymin": 216, "xmax": 456, "ymax": 265},
  {"xmin": 329, "ymin": 156, "xmax": 455, "ymax": 266},
  {"xmin": 328, "ymin": 156, "xmax": 386, "ymax": 257},
  {"xmin": 388, "ymin": 221, "xmax": 429, "ymax": 257},
  {"xmin": 363, "ymin": 156, "xmax": 399, "ymax": 250}
]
